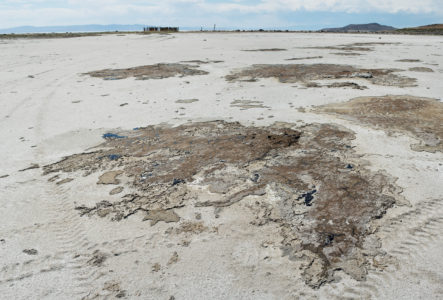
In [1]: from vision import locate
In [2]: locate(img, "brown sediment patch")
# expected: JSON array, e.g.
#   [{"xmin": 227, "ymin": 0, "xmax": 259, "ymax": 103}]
[
  {"xmin": 226, "ymin": 64, "xmax": 416, "ymax": 87},
  {"xmin": 23, "ymin": 249, "xmax": 38, "ymax": 255},
  {"xmin": 143, "ymin": 209, "xmax": 180, "ymax": 225},
  {"xmin": 396, "ymin": 59, "xmax": 421, "ymax": 62},
  {"xmin": 43, "ymin": 121, "xmax": 401, "ymax": 287},
  {"xmin": 230, "ymin": 100, "xmax": 269, "ymax": 109},
  {"xmin": 315, "ymin": 95, "xmax": 443, "ymax": 153},
  {"xmin": 19, "ymin": 163, "xmax": 39, "ymax": 172},
  {"xmin": 332, "ymin": 52, "xmax": 362, "ymax": 56},
  {"xmin": 242, "ymin": 48, "xmax": 287, "ymax": 52},
  {"xmin": 304, "ymin": 82, "xmax": 321, "ymax": 88},
  {"xmin": 285, "ymin": 56, "xmax": 323, "ymax": 61},
  {"xmin": 180, "ymin": 60, "xmax": 224, "ymax": 64},
  {"xmin": 348, "ymin": 42, "xmax": 401, "ymax": 46},
  {"xmin": 84, "ymin": 63, "xmax": 208, "ymax": 80},
  {"xmin": 409, "ymin": 67, "xmax": 434, "ymax": 72},
  {"xmin": 304, "ymin": 81, "xmax": 367, "ymax": 90},
  {"xmin": 110, "ymin": 186, "xmax": 124, "ymax": 195},
  {"xmin": 152, "ymin": 263, "xmax": 161, "ymax": 272},
  {"xmin": 175, "ymin": 99, "xmax": 199, "ymax": 104},
  {"xmin": 306, "ymin": 46, "xmax": 371, "ymax": 51},
  {"xmin": 306, "ymin": 42, "xmax": 400, "ymax": 52},
  {"xmin": 88, "ymin": 250, "xmax": 108, "ymax": 267},
  {"xmin": 167, "ymin": 252, "xmax": 179, "ymax": 265},
  {"xmin": 327, "ymin": 82, "xmax": 367, "ymax": 89},
  {"xmin": 56, "ymin": 178, "xmax": 73, "ymax": 185},
  {"xmin": 175, "ymin": 221, "xmax": 208, "ymax": 234},
  {"xmin": 48, "ymin": 175, "xmax": 59, "ymax": 182},
  {"xmin": 98, "ymin": 170, "xmax": 123, "ymax": 184},
  {"xmin": 103, "ymin": 280, "xmax": 126, "ymax": 298}
]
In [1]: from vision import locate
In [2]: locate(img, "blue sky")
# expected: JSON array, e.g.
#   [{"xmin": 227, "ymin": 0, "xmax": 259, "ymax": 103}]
[{"xmin": 0, "ymin": 0, "xmax": 442, "ymax": 30}]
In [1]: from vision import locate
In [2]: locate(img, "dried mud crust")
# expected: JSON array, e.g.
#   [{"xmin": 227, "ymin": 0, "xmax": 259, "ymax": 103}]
[
  {"xmin": 332, "ymin": 52, "xmax": 362, "ymax": 56},
  {"xmin": 230, "ymin": 100, "xmax": 269, "ymax": 109},
  {"xmin": 305, "ymin": 42, "xmax": 400, "ymax": 52},
  {"xmin": 225, "ymin": 64, "xmax": 416, "ymax": 87},
  {"xmin": 43, "ymin": 121, "xmax": 401, "ymax": 287},
  {"xmin": 409, "ymin": 67, "xmax": 434, "ymax": 72},
  {"xmin": 396, "ymin": 59, "xmax": 421, "ymax": 62},
  {"xmin": 285, "ymin": 56, "xmax": 323, "ymax": 61},
  {"xmin": 242, "ymin": 48, "xmax": 287, "ymax": 52},
  {"xmin": 84, "ymin": 63, "xmax": 208, "ymax": 80},
  {"xmin": 315, "ymin": 95, "xmax": 443, "ymax": 153},
  {"xmin": 304, "ymin": 81, "xmax": 367, "ymax": 90}
]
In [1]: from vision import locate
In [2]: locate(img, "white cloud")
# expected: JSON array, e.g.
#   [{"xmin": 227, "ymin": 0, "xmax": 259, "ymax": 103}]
[
  {"xmin": 199, "ymin": 0, "xmax": 441, "ymax": 14},
  {"xmin": 0, "ymin": 0, "xmax": 441, "ymax": 28}
]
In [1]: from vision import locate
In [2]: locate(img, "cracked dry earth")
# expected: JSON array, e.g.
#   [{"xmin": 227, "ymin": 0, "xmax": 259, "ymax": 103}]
[
  {"xmin": 315, "ymin": 95, "xmax": 443, "ymax": 153},
  {"xmin": 225, "ymin": 64, "xmax": 416, "ymax": 87},
  {"xmin": 84, "ymin": 63, "xmax": 208, "ymax": 80},
  {"xmin": 2, "ymin": 33, "xmax": 442, "ymax": 300},
  {"xmin": 43, "ymin": 121, "xmax": 401, "ymax": 287}
]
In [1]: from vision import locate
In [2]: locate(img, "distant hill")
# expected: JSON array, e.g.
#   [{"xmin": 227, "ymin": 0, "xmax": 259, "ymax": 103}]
[
  {"xmin": 409, "ymin": 24, "xmax": 443, "ymax": 29},
  {"xmin": 0, "ymin": 24, "xmax": 149, "ymax": 34},
  {"xmin": 397, "ymin": 24, "xmax": 443, "ymax": 35},
  {"xmin": 320, "ymin": 23, "xmax": 396, "ymax": 33}
]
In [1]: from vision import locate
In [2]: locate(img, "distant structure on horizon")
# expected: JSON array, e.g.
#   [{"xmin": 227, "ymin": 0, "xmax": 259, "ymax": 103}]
[{"xmin": 143, "ymin": 26, "xmax": 179, "ymax": 32}]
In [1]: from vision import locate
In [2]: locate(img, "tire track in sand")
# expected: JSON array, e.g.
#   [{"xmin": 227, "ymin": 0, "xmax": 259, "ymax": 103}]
[
  {"xmin": 44, "ymin": 182, "xmax": 108, "ymax": 298},
  {"xmin": 0, "ymin": 67, "xmax": 106, "ymax": 298},
  {"xmin": 318, "ymin": 198, "xmax": 443, "ymax": 299}
]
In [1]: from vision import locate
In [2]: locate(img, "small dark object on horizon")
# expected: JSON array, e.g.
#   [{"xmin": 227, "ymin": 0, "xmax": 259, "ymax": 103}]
[{"xmin": 143, "ymin": 26, "xmax": 179, "ymax": 32}]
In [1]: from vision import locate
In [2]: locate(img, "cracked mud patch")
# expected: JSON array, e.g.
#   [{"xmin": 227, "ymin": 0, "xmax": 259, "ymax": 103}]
[
  {"xmin": 304, "ymin": 81, "xmax": 367, "ymax": 90},
  {"xmin": 230, "ymin": 100, "xmax": 269, "ymax": 109},
  {"xmin": 180, "ymin": 60, "xmax": 224, "ymax": 64},
  {"xmin": 409, "ymin": 67, "xmax": 434, "ymax": 72},
  {"xmin": 88, "ymin": 250, "xmax": 109, "ymax": 267},
  {"xmin": 315, "ymin": 95, "xmax": 443, "ymax": 153},
  {"xmin": 175, "ymin": 99, "xmax": 199, "ymax": 104},
  {"xmin": 84, "ymin": 63, "xmax": 208, "ymax": 80},
  {"xmin": 226, "ymin": 64, "xmax": 416, "ymax": 87},
  {"xmin": 143, "ymin": 209, "xmax": 180, "ymax": 225},
  {"xmin": 23, "ymin": 249, "xmax": 38, "ymax": 255},
  {"xmin": 98, "ymin": 170, "xmax": 123, "ymax": 184},
  {"xmin": 306, "ymin": 46, "xmax": 370, "ymax": 52},
  {"xmin": 286, "ymin": 56, "xmax": 323, "ymax": 61},
  {"xmin": 242, "ymin": 48, "xmax": 287, "ymax": 52},
  {"xmin": 305, "ymin": 42, "xmax": 400, "ymax": 53},
  {"xmin": 43, "ymin": 121, "xmax": 400, "ymax": 287},
  {"xmin": 110, "ymin": 186, "xmax": 124, "ymax": 195},
  {"xmin": 332, "ymin": 52, "xmax": 362, "ymax": 56},
  {"xmin": 396, "ymin": 59, "xmax": 421, "ymax": 62},
  {"xmin": 103, "ymin": 281, "xmax": 126, "ymax": 299}
]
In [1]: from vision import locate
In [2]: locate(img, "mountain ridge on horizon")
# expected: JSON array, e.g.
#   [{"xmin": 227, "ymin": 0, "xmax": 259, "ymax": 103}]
[
  {"xmin": 1, "ymin": 23, "xmax": 397, "ymax": 34},
  {"xmin": 320, "ymin": 23, "xmax": 396, "ymax": 32},
  {"xmin": 2, "ymin": 23, "xmax": 441, "ymax": 34},
  {"xmin": 0, "ymin": 24, "xmax": 151, "ymax": 34}
]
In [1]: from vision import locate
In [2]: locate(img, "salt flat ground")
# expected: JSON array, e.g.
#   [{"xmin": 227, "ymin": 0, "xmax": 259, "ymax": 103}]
[{"xmin": 0, "ymin": 33, "xmax": 442, "ymax": 299}]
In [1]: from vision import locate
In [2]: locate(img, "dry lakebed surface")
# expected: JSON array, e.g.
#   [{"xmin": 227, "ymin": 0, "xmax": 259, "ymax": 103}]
[{"xmin": 0, "ymin": 32, "xmax": 442, "ymax": 299}]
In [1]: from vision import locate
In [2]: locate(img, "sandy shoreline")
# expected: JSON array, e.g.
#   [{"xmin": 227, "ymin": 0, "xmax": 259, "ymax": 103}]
[{"xmin": 0, "ymin": 32, "xmax": 442, "ymax": 299}]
